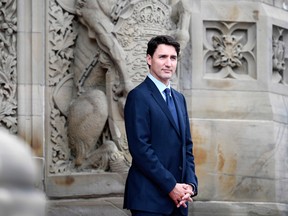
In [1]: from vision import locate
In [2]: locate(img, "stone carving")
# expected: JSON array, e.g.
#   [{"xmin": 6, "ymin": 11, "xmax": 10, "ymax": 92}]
[
  {"xmin": 0, "ymin": 0, "xmax": 17, "ymax": 133},
  {"xmin": 212, "ymin": 35, "xmax": 243, "ymax": 69},
  {"xmin": 204, "ymin": 21, "xmax": 256, "ymax": 80},
  {"xmin": 49, "ymin": 0, "xmax": 76, "ymax": 173},
  {"xmin": 283, "ymin": 0, "xmax": 288, "ymax": 10},
  {"xmin": 272, "ymin": 25, "xmax": 287, "ymax": 85},
  {"xmin": 114, "ymin": 0, "xmax": 192, "ymax": 83},
  {"xmin": 48, "ymin": 0, "xmax": 191, "ymax": 173}
]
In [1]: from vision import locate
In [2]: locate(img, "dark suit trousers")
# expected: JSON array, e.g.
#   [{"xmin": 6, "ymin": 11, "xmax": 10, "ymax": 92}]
[{"xmin": 131, "ymin": 207, "xmax": 187, "ymax": 216}]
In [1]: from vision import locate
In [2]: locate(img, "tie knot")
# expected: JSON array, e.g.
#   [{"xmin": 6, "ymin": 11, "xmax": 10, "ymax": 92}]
[{"xmin": 164, "ymin": 88, "xmax": 171, "ymax": 96}]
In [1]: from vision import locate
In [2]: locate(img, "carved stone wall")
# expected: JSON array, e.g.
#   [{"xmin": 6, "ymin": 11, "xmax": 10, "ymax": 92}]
[
  {"xmin": 191, "ymin": 0, "xmax": 288, "ymax": 208},
  {"xmin": 45, "ymin": 0, "xmax": 193, "ymax": 201},
  {"xmin": 2, "ymin": 0, "xmax": 287, "ymax": 215}
]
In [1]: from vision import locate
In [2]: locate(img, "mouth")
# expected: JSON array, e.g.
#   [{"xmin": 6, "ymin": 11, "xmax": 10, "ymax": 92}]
[{"xmin": 162, "ymin": 69, "xmax": 172, "ymax": 73}]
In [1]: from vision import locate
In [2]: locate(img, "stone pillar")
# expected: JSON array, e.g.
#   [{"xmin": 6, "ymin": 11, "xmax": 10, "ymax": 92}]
[
  {"xmin": 17, "ymin": 0, "xmax": 46, "ymax": 191},
  {"xmin": 17, "ymin": 0, "xmax": 45, "ymax": 156},
  {"xmin": 189, "ymin": 0, "xmax": 288, "ymax": 215}
]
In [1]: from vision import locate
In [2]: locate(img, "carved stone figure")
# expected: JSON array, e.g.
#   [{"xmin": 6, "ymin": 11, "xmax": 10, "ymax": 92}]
[
  {"xmin": 54, "ymin": 0, "xmax": 132, "ymax": 170},
  {"xmin": 272, "ymin": 34, "xmax": 286, "ymax": 83},
  {"xmin": 56, "ymin": 0, "xmax": 132, "ymax": 101}
]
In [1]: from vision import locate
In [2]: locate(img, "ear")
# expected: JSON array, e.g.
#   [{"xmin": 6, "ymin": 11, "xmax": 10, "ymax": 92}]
[{"xmin": 146, "ymin": 54, "xmax": 152, "ymax": 67}]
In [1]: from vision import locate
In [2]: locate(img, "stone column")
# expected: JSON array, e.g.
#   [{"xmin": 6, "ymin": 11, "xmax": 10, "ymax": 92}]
[
  {"xmin": 17, "ymin": 0, "xmax": 46, "ymax": 188},
  {"xmin": 17, "ymin": 0, "xmax": 45, "ymax": 155}
]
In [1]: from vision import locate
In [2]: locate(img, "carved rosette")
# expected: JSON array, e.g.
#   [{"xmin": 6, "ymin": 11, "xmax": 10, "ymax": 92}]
[
  {"xmin": 272, "ymin": 25, "xmax": 288, "ymax": 85},
  {"xmin": 0, "ymin": 0, "xmax": 17, "ymax": 133},
  {"xmin": 203, "ymin": 21, "xmax": 256, "ymax": 80}
]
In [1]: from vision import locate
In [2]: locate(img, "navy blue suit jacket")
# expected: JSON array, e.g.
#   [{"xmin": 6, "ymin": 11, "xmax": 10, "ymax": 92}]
[{"xmin": 123, "ymin": 77, "xmax": 198, "ymax": 215}]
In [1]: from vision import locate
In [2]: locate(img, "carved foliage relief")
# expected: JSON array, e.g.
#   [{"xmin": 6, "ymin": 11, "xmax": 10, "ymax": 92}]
[
  {"xmin": 48, "ymin": 0, "xmax": 76, "ymax": 173},
  {"xmin": 0, "ymin": 0, "xmax": 17, "ymax": 133},
  {"xmin": 48, "ymin": 0, "xmax": 187, "ymax": 174},
  {"xmin": 272, "ymin": 25, "xmax": 288, "ymax": 85},
  {"xmin": 203, "ymin": 21, "xmax": 256, "ymax": 80}
]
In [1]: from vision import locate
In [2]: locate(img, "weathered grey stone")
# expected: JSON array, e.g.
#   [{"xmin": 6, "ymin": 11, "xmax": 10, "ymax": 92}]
[
  {"xmin": 47, "ymin": 198, "xmax": 130, "ymax": 216},
  {"xmin": 47, "ymin": 200, "xmax": 288, "ymax": 216},
  {"xmin": 46, "ymin": 172, "xmax": 127, "ymax": 198},
  {"xmin": 190, "ymin": 201, "xmax": 288, "ymax": 216}
]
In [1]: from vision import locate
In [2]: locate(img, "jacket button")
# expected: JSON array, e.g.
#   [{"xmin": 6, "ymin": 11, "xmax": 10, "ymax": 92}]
[{"xmin": 179, "ymin": 166, "xmax": 183, "ymax": 170}]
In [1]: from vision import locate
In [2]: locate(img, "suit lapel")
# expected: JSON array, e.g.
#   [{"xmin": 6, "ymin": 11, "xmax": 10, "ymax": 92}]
[{"xmin": 144, "ymin": 78, "xmax": 181, "ymax": 137}]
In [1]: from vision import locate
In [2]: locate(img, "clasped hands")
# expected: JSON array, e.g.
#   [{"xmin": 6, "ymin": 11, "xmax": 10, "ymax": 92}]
[{"xmin": 169, "ymin": 183, "xmax": 194, "ymax": 208}]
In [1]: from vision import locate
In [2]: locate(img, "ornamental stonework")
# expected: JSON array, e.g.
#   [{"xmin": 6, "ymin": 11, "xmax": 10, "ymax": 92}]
[
  {"xmin": 0, "ymin": 0, "xmax": 17, "ymax": 133},
  {"xmin": 272, "ymin": 25, "xmax": 288, "ymax": 85},
  {"xmin": 203, "ymin": 21, "xmax": 256, "ymax": 80}
]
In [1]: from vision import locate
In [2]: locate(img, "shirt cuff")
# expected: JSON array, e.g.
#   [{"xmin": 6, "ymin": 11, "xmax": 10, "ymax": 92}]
[{"xmin": 188, "ymin": 183, "xmax": 197, "ymax": 197}]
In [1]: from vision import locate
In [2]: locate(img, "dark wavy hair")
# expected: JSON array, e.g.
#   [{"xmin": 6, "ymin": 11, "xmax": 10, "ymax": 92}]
[{"xmin": 146, "ymin": 35, "xmax": 180, "ymax": 57}]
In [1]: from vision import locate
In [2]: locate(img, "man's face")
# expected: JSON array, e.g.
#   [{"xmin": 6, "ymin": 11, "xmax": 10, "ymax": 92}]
[{"xmin": 147, "ymin": 44, "xmax": 178, "ymax": 86}]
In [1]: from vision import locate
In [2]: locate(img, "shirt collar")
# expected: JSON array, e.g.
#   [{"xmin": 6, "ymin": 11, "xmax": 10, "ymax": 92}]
[{"xmin": 147, "ymin": 73, "xmax": 171, "ymax": 94}]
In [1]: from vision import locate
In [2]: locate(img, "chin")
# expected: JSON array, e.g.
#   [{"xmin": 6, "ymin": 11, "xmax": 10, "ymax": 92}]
[{"xmin": 164, "ymin": 75, "xmax": 172, "ymax": 80}]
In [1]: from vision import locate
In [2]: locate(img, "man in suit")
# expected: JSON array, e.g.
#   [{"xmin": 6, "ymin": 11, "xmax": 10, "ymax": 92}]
[{"xmin": 123, "ymin": 35, "xmax": 198, "ymax": 216}]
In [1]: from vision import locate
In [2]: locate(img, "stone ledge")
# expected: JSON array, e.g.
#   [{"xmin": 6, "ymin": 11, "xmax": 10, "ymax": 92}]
[
  {"xmin": 45, "ymin": 172, "xmax": 127, "ymax": 198},
  {"xmin": 190, "ymin": 201, "xmax": 288, "ymax": 216},
  {"xmin": 47, "ymin": 199, "xmax": 288, "ymax": 216},
  {"xmin": 47, "ymin": 197, "xmax": 129, "ymax": 216}
]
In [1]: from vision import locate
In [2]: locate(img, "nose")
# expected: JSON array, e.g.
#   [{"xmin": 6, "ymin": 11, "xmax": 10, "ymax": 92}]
[{"xmin": 165, "ymin": 58, "xmax": 172, "ymax": 67}]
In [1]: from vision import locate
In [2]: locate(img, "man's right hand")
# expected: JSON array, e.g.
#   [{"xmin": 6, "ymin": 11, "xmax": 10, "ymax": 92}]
[{"xmin": 168, "ymin": 183, "xmax": 194, "ymax": 208}]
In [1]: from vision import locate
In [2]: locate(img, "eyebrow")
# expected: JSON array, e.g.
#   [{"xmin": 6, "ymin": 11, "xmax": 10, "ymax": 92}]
[{"xmin": 158, "ymin": 54, "xmax": 177, "ymax": 58}]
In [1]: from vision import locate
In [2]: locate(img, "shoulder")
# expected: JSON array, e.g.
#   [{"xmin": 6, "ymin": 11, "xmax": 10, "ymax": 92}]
[
  {"xmin": 127, "ymin": 78, "xmax": 153, "ymax": 98},
  {"xmin": 125, "ymin": 81, "xmax": 153, "ymax": 109},
  {"xmin": 124, "ymin": 82, "xmax": 151, "ymax": 117},
  {"xmin": 128, "ymin": 82, "xmax": 148, "ymax": 97}
]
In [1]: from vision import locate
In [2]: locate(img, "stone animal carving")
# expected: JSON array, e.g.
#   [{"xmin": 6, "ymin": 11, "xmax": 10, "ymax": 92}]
[
  {"xmin": 67, "ymin": 89, "xmax": 108, "ymax": 166},
  {"xmin": 55, "ymin": 0, "xmax": 131, "ymax": 170}
]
